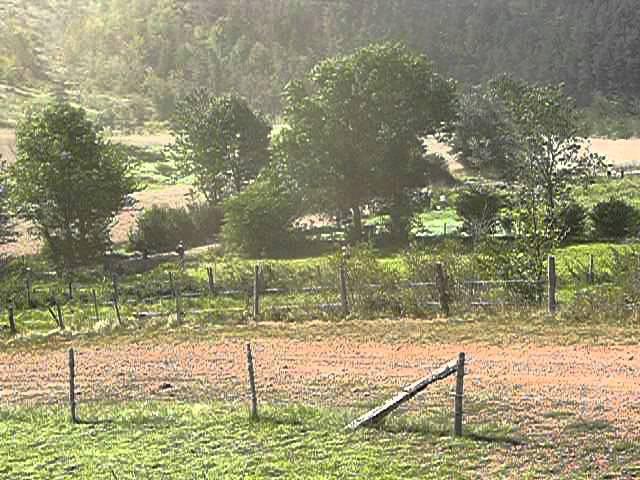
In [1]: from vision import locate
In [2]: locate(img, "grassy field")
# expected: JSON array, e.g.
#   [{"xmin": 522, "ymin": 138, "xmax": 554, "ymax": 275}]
[
  {"xmin": 1, "ymin": 315, "xmax": 639, "ymax": 479},
  {"xmin": 0, "ymin": 401, "xmax": 538, "ymax": 480}
]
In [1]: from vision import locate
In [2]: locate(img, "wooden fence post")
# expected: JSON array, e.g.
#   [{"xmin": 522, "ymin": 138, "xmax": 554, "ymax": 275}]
[
  {"xmin": 207, "ymin": 266, "xmax": 215, "ymax": 295},
  {"xmin": 454, "ymin": 352, "xmax": 465, "ymax": 437},
  {"xmin": 110, "ymin": 274, "xmax": 123, "ymax": 327},
  {"xmin": 252, "ymin": 265, "xmax": 261, "ymax": 320},
  {"xmin": 435, "ymin": 263, "xmax": 450, "ymax": 316},
  {"xmin": 92, "ymin": 289, "xmax": 100, "ymax": 323},
  {"xmin": 169, "ymin": 271, "xmax": 182, "ymax": 324},
  {"xmin": 548, "ymin": 255, "xmax": 557, "ymax": 314},
  {"xmin": 587, "ymin": 254, "xmax": 595, "ymax": 284},
  {"xmin": 246, "ymin": 343, "xmax": 258, "ymax": 419},
  {"xmin": 68, "ymin": 348, "xmax": 78, "ymax": 424},
  {"xmin": 8, "ymin": 304, "xmax": 16, "ymax": 335},
  {"xmin": 339, "ymin": 262, "xmax": 349, "ymax": 316},
  {"xmin": 25, "ymin": 267, "xmax": 33, "ymax": 308}
]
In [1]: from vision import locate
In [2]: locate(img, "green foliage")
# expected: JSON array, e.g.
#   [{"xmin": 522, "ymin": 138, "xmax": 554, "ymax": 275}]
[
  {"xmin": 590, "ymin": 198, "xmax": 639, "ymax": 240},
  {"xmin": 169, "ymin": 91, "xmax": 270, "ymax": 203},
  {"xmin": 128, "ymin": 206, "xmax": 194, "ymax": 254},
  {"xmin": 281, "ymin": 42, "xmax": 456, "ymax": 241},
  {"xmin": 452, "ymin": 86, "xmax": 517, "ymax": 176},
  {"xmin": 9, "ymin": 100, "xmax": 135, "ymax": 270},
  {"xmin": 129, "ymin": 203, "xmax": 223, "ymax": 254},
  {"xmin": 222, "ymin": 168, "xmax": 302, "ymax": 258},
  {"xmin": 455, "ymin": 187, "xmax": 503, "ymax": 242},
  {"xmin": 559, "ymin": 202, "xmax": 587, "ymax": 244}
]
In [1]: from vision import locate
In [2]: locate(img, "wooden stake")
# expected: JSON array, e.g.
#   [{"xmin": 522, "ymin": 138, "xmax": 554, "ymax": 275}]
[
  {"xmin": 548, "ymin": 255, "xmax": 557, "ymax": 314},
  {"xmin": 111, "ymin": 274, "xmax": 123, "ymax": 327},
  {"xmin": 169, "ymin": 271, "xmax": 182, "ymax": 324},
  {"xmin": 435, "ymin": 263, "xmax": 450, "ymax": 316},
  {"xmin": 454, "ymin": 352, "xmax": 465, "ymax": 437},
  {"xmin": 92, "ymin": 289, "xmax": 100, "ymax": 323},
  {"xmin": 8, "ymin": 304, "xmax": 16, "ymax": 335},
  {"xmin": 25, "ymin": 267, "xmax": 33, "ymax": 308},
  {"xmin": 69, "ymin": 348, "xmax": 78, "ymax": 423},
  {"xmin": 246, "ymin": 343, "xmax": 258, "ymax": 419},
  {"xmin": 207, "ymin": 266, "xmax": 215, "ymax": 295},
  {"xmin": 588, "ymin": 254, "xmax": 595, "ymax": 284},
  {"xmin": 68, "ymin": 280, "xmax": 73, "ymax": 300},
  {"xmin": 339, "ymin": 262, "xmax": 349, "ymax": 316},
  {"xmin": 252, "ymin": 265, "xmax": 260, "ymax": 320}
]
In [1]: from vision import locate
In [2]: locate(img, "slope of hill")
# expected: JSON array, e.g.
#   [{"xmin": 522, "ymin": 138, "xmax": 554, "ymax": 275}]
[{"xmin": 2, "ymin": 0, "xmax": 640, "ymax": 133}]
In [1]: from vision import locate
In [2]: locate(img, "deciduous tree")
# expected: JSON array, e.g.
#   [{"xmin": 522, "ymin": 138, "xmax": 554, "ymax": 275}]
[
  {"xmin": 170, "ymin": 91, "xmax": 270, "ymax": 203},
  {"xmin": 280, "ymin": 42, "xmax": 456, "ymax": 241},
  {"xmin": 9, "ymin": 100, "xmax": 135, "ymax": 270}
]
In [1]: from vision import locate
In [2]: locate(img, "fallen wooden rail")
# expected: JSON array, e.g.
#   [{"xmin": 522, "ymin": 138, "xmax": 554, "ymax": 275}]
[{"xmin": 347, "ymin": 356, "xmax": 461, "ymax": 430}]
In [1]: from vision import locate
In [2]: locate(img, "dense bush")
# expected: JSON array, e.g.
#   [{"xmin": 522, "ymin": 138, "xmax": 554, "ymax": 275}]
[
  {"xmin": 189, "ymin": 202, "xmax": 224, "ymax": 242},
  {"xmin": 559, "ymin": 202, "xmax": 587, "ymax": 243},
  {"xmin": 455, "ymin": 187, "xmax": 504, "ymax": 242},
  {"xmin": 222, "ymin": 170, "xmax": 301, "ymax": 258},
  {"xmin": 129, "ymin": 206, "xmax": 195, "ymax": 253},
  {"xmin": 590, "ymin": 198, "xmax": 639, "ymax": 240},
  {"xmin": 129, "ymin": 203, "xmax": 223, "ymax": 254}
]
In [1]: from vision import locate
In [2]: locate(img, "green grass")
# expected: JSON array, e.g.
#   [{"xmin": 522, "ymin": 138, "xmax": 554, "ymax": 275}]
[
  {"xmin": 0, "ymin": 402, "xmax": 507, "ymax": 480},
  {"xmin": 1, "ymin": 398, "xmax": 637, "ymax": 479},
  {"xmin": 572, "ymin": 176, "xmax": 640, "ymax": 209}
]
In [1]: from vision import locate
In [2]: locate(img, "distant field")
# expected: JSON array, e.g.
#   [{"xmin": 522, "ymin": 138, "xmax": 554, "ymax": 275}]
[{"xmin": 590, "ymin": 137, "xmax": 640, "ymax": 167}]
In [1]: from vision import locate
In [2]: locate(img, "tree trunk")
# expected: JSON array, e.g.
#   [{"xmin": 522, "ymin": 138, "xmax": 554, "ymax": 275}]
[
  {"xmin": 390, "ymin": 194, "xmax": 410, "ymax": 245},
  {"xmin": 351, "ymin": 205, "xmax": 362, "ymax": 243}
]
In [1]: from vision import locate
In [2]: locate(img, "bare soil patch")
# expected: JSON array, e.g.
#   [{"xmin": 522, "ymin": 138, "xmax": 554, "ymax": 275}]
[{"xmin": 1, "ymin": 338, "xmax": 638, "ymax": 431}]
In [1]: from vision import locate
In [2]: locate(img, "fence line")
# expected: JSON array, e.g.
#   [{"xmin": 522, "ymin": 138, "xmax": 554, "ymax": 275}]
[{"xmin": 6, "ymin": 251, "xmax": 640, "ymax": 335}]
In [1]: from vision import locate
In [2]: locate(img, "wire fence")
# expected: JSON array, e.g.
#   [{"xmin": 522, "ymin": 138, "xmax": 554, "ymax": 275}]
[
  {"xmin": 3, "ymin": 247, "xmax": 640, "ymax": 336},
  {"xmin": 0, "ymin": 342, "xmax": 470, "ymax": 436}
]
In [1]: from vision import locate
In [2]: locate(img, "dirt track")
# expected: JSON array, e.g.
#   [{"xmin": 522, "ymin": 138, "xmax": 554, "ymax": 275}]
[{"xmin": 1, "ymin": 339, "xmax": 639, "ymax": 433}]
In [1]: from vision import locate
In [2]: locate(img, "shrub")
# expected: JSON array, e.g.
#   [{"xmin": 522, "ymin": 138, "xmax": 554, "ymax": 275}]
[
  {"xmin": 129, "ymin": 202, "xmax": 224, "ymax": 254},
  {"xmin": 189, "ymin": 202, "xmax": 224, "ymax": 242},
  {"xmin": 559, "ymin": 202, "xmax": 587, "ymax": 243},
  {"xmin": 590, "ymin": 198, "xmax": 639, "ymax": 240},
  {"xmin": 129, "ymin": 206, "xmax": 196, "ymax": 254},
  {"xmin": 222, "ymin": 170, "xmax": 301, "ymax": 257}
]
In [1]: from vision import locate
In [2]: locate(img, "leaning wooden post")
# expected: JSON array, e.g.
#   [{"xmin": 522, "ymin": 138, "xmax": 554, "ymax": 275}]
[
  {"xmin": 8, "ymin": 304, "xmax": 16, "ymax": 335},
  {"xmin": 68, "ymin": 348, "xmax": 78, "ymax": 424},
  {"xmin": 246, "ymin": 343, "xmax": 258, "ymax": 419},
  {"xmin": 56, "ymin": 299, "xmax": 65, "ymax": 330},
  {"xmin": 548, "ymin": 255, "xmax": 557, "ymax": 314},
  {"xmin": 587, "ymin": 254, "xmax": 595, "ymax": 284},
  {"xmin": 252, "ymin": 265, "xmax": 261, "ymax": 320},
  {"xmin": 435, "ymin": 263, "xmax": 450, "ymax": 317},
  {"xmin": 454, "ymin": 352, "xmax": 465, "ymax": 437},
  {"xmin": 339, "ymin": 262, "xmax": 349, "ymax": 316},
  {"xmin": 91, "ymin": 289, "xmax": 100, "ymax": 323}
]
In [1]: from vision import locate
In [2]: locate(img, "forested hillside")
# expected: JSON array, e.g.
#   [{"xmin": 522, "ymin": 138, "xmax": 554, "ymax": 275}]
[{"xmin": 2, "ymin": 0, "xmax": 640, "ymax": 128}]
